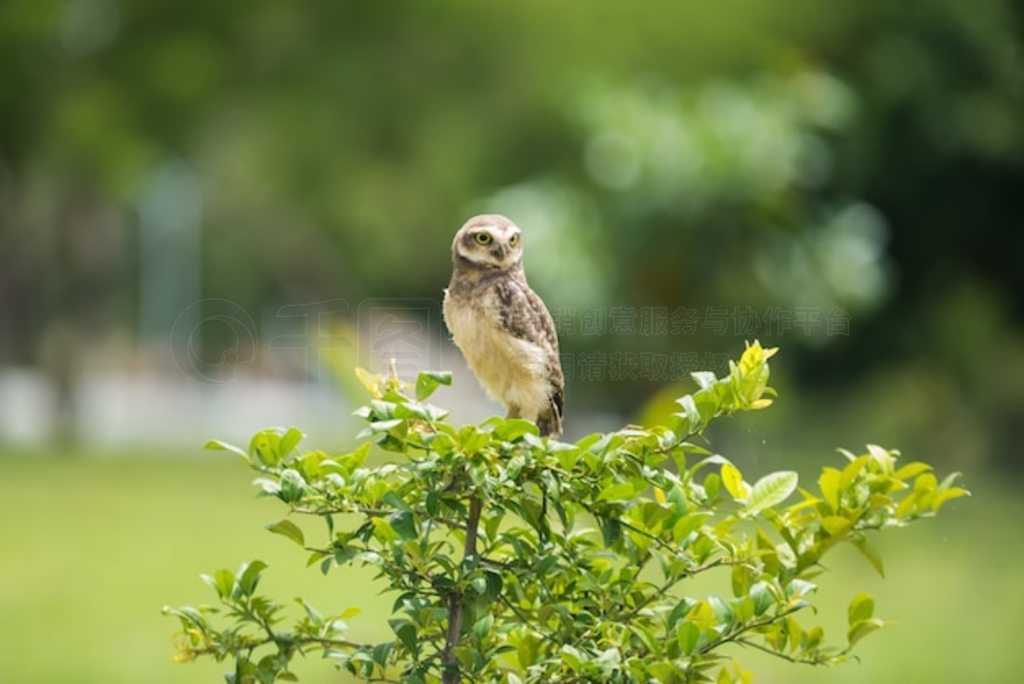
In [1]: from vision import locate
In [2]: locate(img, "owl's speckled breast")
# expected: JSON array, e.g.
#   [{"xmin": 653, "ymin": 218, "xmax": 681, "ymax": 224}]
[{"xmin": 443, "ymin": 285, "xmax": 552, "ymax": 421}]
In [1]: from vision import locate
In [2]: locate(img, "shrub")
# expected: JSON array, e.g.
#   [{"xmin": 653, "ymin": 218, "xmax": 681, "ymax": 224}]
[{"xmin": 164, "ymin": 342, "xmax": 967, "ymax": 683}]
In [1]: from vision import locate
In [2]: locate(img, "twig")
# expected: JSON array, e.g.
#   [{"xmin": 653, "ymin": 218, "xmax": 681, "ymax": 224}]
[{"xmin": 440, "ymin": 494, "xmax": 482, "ymax": 684}]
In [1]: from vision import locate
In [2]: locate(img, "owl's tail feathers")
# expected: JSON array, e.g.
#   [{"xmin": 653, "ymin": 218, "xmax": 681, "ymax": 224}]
[{"xmin": 537, "ymin": 389, "xmax": 563, "ymax": 438}]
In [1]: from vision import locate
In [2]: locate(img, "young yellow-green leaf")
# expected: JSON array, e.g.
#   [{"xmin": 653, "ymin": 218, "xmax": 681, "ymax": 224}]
[
  {"xmin": 914, "ymin": 472, "xmax": 939, "ymax": 492},
  {"xmin": 204, "ymin": 439, "xmax": 249, "ymax": 462},
  {"xmin": 866, "ymin": 444, "xmax": 894, "ymax": 474},
  {"xmin": 267, "ymin": 520, "xmax": 305, "ymax": 547},
  {"xmin": 249, "ymin": 430, "xmax": 282, "ymax": 466},
  {"xmin": 672, "ymin": 512, "xmax": 711, "ymax": 542},
  {"xmin": 743, "ymin": 471, "xmax": 798, "ymax": 515},
  {"xmin": 847, "ymin": 617, "xmax": 885, "ymax": 646},
  {"xmin": 415, "ymin": 370, "xmax": 452, "ymax": 400},
  {"xmin": 818, "ymin": 467, "xmax": 842, "ymax": 512},
  {"xmin": 371, "ymin": 517, "xmax": 399, "ymax": 543},
  {"xmin": 515, "ymin": 629, "xmax": 542, "ymax": 668},
  {"xmin": 848, "ymin": 592, "xmax": 875, "ymax": 625},
  {"xmin": 896, "ymin": 489, "xmax": 924, "ymax": 518},
  {"xmin": 931, "ymin": 487, "xmax": 969, "ymax": 512},
  {"xmin": 721, "ymin": 463, "xmax": 749, "ymax": 502},
  {"xmin": 355, "ymin": 367, "xmax": 382, "ymax": 396},
  {"xmin": 821, "ymin": 515, "xmax": 852, "ymax": 537},
  {"xmin": 840, "ymin": 454, "xmax": 871, "ymax": 492},
  {"xmin": 894, "ymin": 461, "xmax": 932, "ymax": 480},
  {"xmin": 279, "ymin": 428, "xmax": 304, "ymax": 458},
  {"xmin": 688, "ymin": 600, "xmax": 716, "ymax": 630}
]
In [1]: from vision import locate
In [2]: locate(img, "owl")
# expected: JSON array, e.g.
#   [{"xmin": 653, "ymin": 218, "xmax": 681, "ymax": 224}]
[{"xmin": 443, "ymin": 214, "xmax": 564, "ymax": 436}]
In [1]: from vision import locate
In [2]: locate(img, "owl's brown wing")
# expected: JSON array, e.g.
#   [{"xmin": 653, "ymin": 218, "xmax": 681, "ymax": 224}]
[
  {"xmin": 493, "ymin": 278, "xmax": 564, "ymax": 429},
  {"xmin": 492, "ymin": 280, "xmax": 557, "ymax": 347}
]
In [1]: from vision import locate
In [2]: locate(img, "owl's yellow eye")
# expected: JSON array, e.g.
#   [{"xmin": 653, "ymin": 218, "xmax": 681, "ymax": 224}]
[
  {"xmin": 509, "ymin": 234, "xmax": 520, "ymax": 246},
  {"xmin": 474, "ymin": 232, "xmax": 492, "ymax": 246}
]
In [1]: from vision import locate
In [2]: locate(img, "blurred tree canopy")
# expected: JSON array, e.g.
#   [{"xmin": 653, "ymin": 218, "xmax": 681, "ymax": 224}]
[{"xmin": 0, "ymin": 0, "xmax": 1021, "ymax": 467}]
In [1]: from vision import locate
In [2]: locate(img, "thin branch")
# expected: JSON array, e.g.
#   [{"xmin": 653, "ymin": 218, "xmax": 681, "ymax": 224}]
[
  {"xmin": 440, "ymin": 494, "xmax": 482, "ymax": 684},
  {"xmin": 734, "ymin": 637, "xmax": 831, "ymax": 666},
  {"xmin": 497, "ymin": 594, "xmax": 558, "ymax": 642},
  {"xmin": 696, "ymin": 607, "xmax": 802, "ymax": 657},
  {"xmin": 617, "ymin": 519, "xmax": 678, "ymax": 553},
  {"xmin": 291, "ymin": 505, "xmax": 392, "ymax": 517}
]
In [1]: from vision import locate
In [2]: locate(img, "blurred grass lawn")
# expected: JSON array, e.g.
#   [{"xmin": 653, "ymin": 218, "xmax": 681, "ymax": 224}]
[{"xmin": 0, "ymin": 451, "xmax": 1017, "ymax": 684}]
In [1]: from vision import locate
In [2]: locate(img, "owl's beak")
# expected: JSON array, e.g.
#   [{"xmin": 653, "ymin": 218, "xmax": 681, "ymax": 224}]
[{"xmin": 491, "ymin": 244, "xmax": 507, "ymax": 260}]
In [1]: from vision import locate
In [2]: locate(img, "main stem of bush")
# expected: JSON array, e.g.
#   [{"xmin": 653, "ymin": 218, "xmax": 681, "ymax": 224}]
[{"xmin": 441, "ymin": 494, "xmax": 482, "ymax": 684}]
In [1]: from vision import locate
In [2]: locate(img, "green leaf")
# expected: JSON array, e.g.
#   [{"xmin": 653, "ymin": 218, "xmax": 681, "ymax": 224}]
[
  {"xmin": 677, "ymin": 621, "xmax": 701, "ymax": 655},
  {"xmin": 371, "ymin": 641, "xmax": 394, "ymax": 667},
  {"xmin": 749, "ymin": 581, "xmax": 774, "ymax": 616},
  {"xmin": 598, "ymin": 482, "xmax": 636, "ymax": 502},
  {"xmin": 297, "ymin": 598, "xmax": 324, "ymax": 626},
  {"xmin": 278, "ymin": 469, "xmax": 306, "ymax": 503},
  {"xmin": 391, "ymin": 620, "xmax": 418, "ymax": 654},
  {"xmin": 599, "ymin": 517, "xmax": 622, "ymax": 547},
  {"xmin": 743, "ymin": 471, "xmax": 798, "ymax": 515},
  {"xmin": 473, "ymin": 613, "xmax": 494, "ymax": 641},
  {"xmin": 238, "ymin": 560, "xmax": 268, "ymax": 596},
  {"xmin": 493, "ymin": 418, "xmax": 540, "ymax": 442},
  {"xmin": 415, "ymin": 370, "xmax": 452, "ymax": 400},
  {"xmin": 515, "ymin": 629, "xmax": 541, "ymax": 668},
  {"xmin": 848, "ymin": 592, "xmax": 875, "ymax": 625},
  {"xmin": 672, "ymin": 512, "xmax": 711, "ymax": 542},
  {"xmin": 266, "ymin": 520, "xmax": 305, "ymax": 547},
  {"xmin": 389, "ymin": 511, "xmax": 417, "ymax": 540},
  {"xmin": 852, "ymin": 535, "xmax": 885, "ymax": 577},
  {"xmin": 786, "ymin": 579, "xmax": 817, "ymax": 600},
  {"xmin": 382, "ymin": 491, "xmax": 411, "ymax": 511},
  {"xmin": 704, "ymin": 473, "xmax": 722, "ymax": 500},
  {"xmin": 212, "ymin": 568, "xmax": 235, "ymax": 599},
  {"xmin": 560, "ymin": 644, "xmax": 583, "ymax": 671}
]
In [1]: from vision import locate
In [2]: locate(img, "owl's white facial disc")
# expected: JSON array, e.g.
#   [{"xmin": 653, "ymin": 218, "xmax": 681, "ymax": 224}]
[{"xmin": 453, "ymin": 215, "xmax": 524, "ymax": 270}]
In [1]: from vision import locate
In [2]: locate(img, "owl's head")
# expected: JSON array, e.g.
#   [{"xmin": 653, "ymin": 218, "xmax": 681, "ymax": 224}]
[{"xmin": 451, "ymin": 214, "xmax": 524, "ymax": 271}]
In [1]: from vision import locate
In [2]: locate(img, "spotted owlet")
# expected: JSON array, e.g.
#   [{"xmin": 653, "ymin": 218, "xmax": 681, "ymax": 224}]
[{"xmin": 443, "ymin": 214, "xmax": 564, "ymax": 436}]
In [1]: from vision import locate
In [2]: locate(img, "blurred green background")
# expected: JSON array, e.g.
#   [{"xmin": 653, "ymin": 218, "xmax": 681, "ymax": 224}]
[{"xmin": 1, "ymin": 1, "xmax": 1021, "ymax": 682}]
